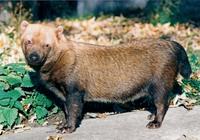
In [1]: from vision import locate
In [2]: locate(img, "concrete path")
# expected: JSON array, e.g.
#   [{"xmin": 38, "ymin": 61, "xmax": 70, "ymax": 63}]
[{"xmin": 1, "ymin": 106, "xmax": 200, "ymax": 140}]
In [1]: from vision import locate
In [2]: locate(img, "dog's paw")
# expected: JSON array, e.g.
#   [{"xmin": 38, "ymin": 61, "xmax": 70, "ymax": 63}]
[
  {"xmin": 146, "ymin": 121, "xmax": 161, "ymax": 129},
  {"xmin": 57, "ymin": 126, "xmax": 76, "ymax": 134},
  {"xmin": 56, "ymin": 123, "xmax": 76, "ymax": 134}
]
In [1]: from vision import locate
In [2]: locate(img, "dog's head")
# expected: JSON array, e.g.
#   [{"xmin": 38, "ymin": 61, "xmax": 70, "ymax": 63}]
[{"xmin": 20, "ymin": 21, "xmax": 64, "ymax": 69}]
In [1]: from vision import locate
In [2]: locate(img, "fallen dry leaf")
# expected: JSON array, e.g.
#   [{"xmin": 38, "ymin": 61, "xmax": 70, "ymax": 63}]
[
  {"xmin": 0, "ymin": 125, "xmax": 4, "ymax": 135},
  {"xmin": 96, "ymin": 113, "xmax": 108, "ymax": 119},
  {"xmin": 28, "ymin": 114, "xmax": 37, "ymax": 123},
  {"xmin": 47, "ymin": 135, "xmax": 63, "ymax": 140},
  {"xmin": 191, "ymin": 70, "xmax": 200, "ymax": 79},
  {"xmin": 14, "ymin": 126, "xmax": 31, "ymax": 134},
  {"xmin": 171, "ymin": 94, "xmax": 196, "ymax": 110},
  {"xmin": 13, "ymin": 124, "xmax": 25, "ymax": 129},
  {"xmin": 42, "ymin": 121, "xmax": 48, "ymax": 126}
]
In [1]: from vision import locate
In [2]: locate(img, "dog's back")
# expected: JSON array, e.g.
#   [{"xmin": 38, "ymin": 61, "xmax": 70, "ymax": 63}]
[{"xmin": 68, "ymin": 39, "xmax": 188, "ymax": 103}]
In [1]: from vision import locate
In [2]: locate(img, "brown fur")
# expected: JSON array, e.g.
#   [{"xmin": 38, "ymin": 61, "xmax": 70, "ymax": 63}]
[{"xmin": 20, "ymin": 21, "xmax": 191, "ymax": 133}]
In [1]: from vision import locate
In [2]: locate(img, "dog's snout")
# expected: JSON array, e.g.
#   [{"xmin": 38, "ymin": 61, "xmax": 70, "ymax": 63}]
[{"xmin": 28, "ymin": 52, "xmax": 40, "ymax": 62}]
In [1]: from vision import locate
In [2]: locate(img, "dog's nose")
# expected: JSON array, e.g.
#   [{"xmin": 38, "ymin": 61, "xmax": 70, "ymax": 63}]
[{"xmin": 28, "ymin": 52, "xmax": 40, "ymax": 62}]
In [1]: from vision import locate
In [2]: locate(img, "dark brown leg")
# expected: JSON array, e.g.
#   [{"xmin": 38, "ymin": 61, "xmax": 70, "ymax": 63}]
[
  {"xmin": 58, "ymin": 90, "xmax": 84, "ymax": 133},
  {"xmin": 146, "ymin": 84, "xmax": 170, "ymax": 129}
]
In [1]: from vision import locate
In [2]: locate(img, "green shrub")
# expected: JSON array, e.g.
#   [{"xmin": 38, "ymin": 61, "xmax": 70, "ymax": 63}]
[
  {"xmin": 181, "ymin": 52, "xmax": 200, "ymax": 105},
  {"xmin": 0, "ymin": 63, "xmax": 58, "ymax": 129},
  {"xmin": 145, "ymin": 0, "xmax": 181, "ymax": 25}
]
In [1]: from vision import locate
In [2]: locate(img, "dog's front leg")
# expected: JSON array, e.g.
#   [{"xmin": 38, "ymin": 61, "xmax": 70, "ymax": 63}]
[
  {"xmin": 63, "ymin": 87, "xmax": 84, "ymax": 133},
  {"xmin": 40, "ymin": 81, "xmax": 70, "ymax": 132},
  {"xmin": 41, "ymin": 80, "xmax": 84, "ymax": 133}
]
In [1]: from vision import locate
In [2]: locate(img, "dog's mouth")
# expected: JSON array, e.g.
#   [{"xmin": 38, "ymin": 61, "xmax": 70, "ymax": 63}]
[
  {"xmin": 27, "ymin": 56, "xmax": 45, "ymax": 67},
  {"xmin": 28, "ymin": 59, "xmax": 43, "ymax": 65},
  {"xmin": 26, "ymin": 48, "xmax": 51, "ymax": 70},
  {"xmin": 26, "ymin": 52, "xmax": 45, "ymax": 68}
]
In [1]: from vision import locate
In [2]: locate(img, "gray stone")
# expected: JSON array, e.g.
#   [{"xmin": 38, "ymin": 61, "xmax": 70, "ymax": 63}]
[{"xmin": 1, "ymin": 106, "xmax": 200, "ymax": 140}]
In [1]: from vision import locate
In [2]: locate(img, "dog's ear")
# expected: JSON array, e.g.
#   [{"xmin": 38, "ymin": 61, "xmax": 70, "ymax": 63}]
[
  {"xmin": 55, "ymin": 26, "xmax": 64, "ymax": 40},
  {"xmin": 20, "ymin": 20, "xmax": 29, "ymax": 33}
]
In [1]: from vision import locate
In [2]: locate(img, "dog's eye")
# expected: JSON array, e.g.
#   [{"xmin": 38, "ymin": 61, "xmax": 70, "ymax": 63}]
[
  {"xmin": 45, "ymin": 44, "xmax": 50, "ymax": 48},
  {"xmin": 25, "ymin": 40, "xmax": 32, "ymax": 45}
]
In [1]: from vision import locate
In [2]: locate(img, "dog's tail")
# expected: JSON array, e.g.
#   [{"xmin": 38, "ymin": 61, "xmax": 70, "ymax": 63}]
[
  {"xmin": 171, "ymin": 41, "xmax": 192, "ymax": 95},
  {"xmin": 172, "ymin": 41, "xmax": 192, "ymax": 79}
]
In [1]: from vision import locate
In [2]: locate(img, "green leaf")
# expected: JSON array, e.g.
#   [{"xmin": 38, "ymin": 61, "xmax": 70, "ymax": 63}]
[
  {"xmin": 188, "ymin": 53, "xmax": 200, "ymax": 72},
  {"xmin": 34, "ymin": 93, "xmax": 52, "ymax": 108},
  {"xmin": 7, "ymin": 75, "xmax": 22, "ymax": 86},
  {"xmin": 21, "ymin": 74, "xmax": 34, "ymax": 88},
  {"xmin": 0, "ymin": 90, "xmax": 21, "ymax": 101},
  {"xmin": 7, "ymin": 90, "xmax": 22, "ymax": 101},
  {"xmin": 13, "ymin": 100, "xmax": 28, "ymax": 117},
  {"xmin": 0, "ymin": 67, "xmax": 8, "ymax": 75},
  {"xmin": 2, "ymin": 108, "xmax": 18, "ymax": 127},
  {"xmin": 35, "ymin": 106, "xmax": 48, "ymax": 120},
  {"xmin": 190, "ymin": 54, "xmax": 198, "ymax": 64},
  {"xmin": 14, "ymin": 87, "xmax": 26, "ymax": 96},
  {"xmin": 0, "ymin": 110, "xmax": 6, "ymax": 124},
  {"xmin": 37, "ymin": 118, "xmax": 45, "ymax": 125},
  {"xmin": 6, "ymin": 63, "xmax": 25, "ymax": 71},
  {"xmin": 0, "ymin": 98, "xmax": 10, "ymax": 106},
  {"xmin": 45, "ymin": 98, "xmax": 53, "ymax": 108},
  {"xmin": 49, "ymin": 106, "xmax": 59, "ymax": 115},
  {"xmin": 0, "ymin": 76, "xmax": 7, "ymax": 83},
  {"xmin": 9, "ymin": 99, "xmax": 15, "ymax": 108},
  {"xmin": 4, "ymin": 75, "xmax": 22, "ymax": 86},
  {"xmin": 0, "ymin": 82, "xmax": 9, "ymax": 91},
  {"xmin": 14, "ymin": 67, "xmax": 26, "ymax": 75},
  {"xmin": 14, "ymin": 116, "xmax": 21, "ymax": 126},
  {"xmin": 0, "ymin": 90, "xmax": 8, "ymax": 100},
  {"xmin": 13, "ymin": 101, "xmax": 24, "ymax": 111},
  {"xmin": 22, "ymin": 96, "xmax": 32, "ymax": 105}
]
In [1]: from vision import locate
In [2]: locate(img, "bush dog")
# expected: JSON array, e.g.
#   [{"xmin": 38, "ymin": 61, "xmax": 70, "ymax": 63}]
[{"xmin": 20, "ymin": 21, "xmax": 192, "ymax": 133}]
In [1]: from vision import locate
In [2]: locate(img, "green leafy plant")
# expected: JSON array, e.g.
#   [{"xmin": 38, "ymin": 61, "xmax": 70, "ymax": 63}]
[
  {"xmin": 0, "ymin": 63, "xmax": 58, "ymax": 130},
  {"xmin": 181, "ymin": 52, "xmax": 200, "ymax": 105},
  {"xmin": 145, "ymin": 0, "xmax": 181, "ymax": 25}
]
